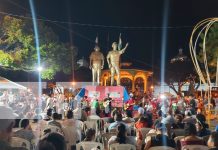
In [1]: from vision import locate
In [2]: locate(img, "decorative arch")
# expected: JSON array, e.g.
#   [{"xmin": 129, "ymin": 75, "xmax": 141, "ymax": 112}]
[{"xmin": 100, "ymin": 69, "xmax": 152, "ymax": 92}]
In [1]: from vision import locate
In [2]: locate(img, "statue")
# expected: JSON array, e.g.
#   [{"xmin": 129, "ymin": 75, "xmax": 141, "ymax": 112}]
[
  {"xmin": 89, "ymin": 45, "xmax": 104, "ymax": 85},
  {"xmin": 107, "ymin": 42, "xmax": 128, "ymax": 85}
]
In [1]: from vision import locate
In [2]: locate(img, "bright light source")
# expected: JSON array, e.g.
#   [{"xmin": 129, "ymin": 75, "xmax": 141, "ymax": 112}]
[
  {"xmin": 72, "ymin": 82, "xmax": 76, "ymax": 85},
  {"xmin": 27, "ymin": 88, "xmax": 31, "ymax": 92},
  {"xmin": 150, "ymin": 86, "xmax": 154, "ymax": 89},
  {"xmin": 37, "ymin": 66, "xmax": 43, "ymax": 72},
  {"xmin": 160, "ymin": 94, "xmax": 166, "ymax": 99}
]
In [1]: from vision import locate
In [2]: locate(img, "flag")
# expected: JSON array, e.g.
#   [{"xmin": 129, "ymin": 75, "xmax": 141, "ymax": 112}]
[
  {"xmin": 123, "ymin": 87, "xmax": 130, "ymax": 102},
  {"xmin": 74, "ymin": 88, "xmax": 86, "ymax": 103},
  {"xmin": 95, "ymin": 35, "xmax": 99, "ymax": 46},
  {"xmin": 118, "ymin": 33, "xmax": 122, "ymax": 50}
]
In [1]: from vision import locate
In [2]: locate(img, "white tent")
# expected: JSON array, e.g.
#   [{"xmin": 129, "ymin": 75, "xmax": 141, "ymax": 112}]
[{"xmin": 0, "ymin": 76, "xmax": 27, "ymax": 90}]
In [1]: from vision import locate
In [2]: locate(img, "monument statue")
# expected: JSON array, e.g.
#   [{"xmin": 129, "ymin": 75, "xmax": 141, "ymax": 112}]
[
  {"xmin": 107, "ymin": 42, "xmax": 128, "ymax": 86},
  {"xmin": 89, "ymin": 45, "xmax": 104, "ymax": 85}
]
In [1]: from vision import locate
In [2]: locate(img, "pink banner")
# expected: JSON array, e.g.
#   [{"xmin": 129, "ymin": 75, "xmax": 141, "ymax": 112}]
[{"xmin": 85, "ymin": 86, "xmax": 124, "ymax": 107}]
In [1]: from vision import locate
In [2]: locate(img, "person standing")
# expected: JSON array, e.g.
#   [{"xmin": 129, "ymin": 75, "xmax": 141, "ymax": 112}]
[
  {"xmin": 103, "ymin": 93, "xmax": 112, "ymax": 117},
  {"xmin": 91, "ymin": 98, "xmax": 100, "ymax": 116}
]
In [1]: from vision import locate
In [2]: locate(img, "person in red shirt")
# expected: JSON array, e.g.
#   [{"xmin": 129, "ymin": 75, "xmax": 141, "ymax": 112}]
[
  {"xmin": 135, "ymin": 116, "xmax": 149, "ymax": 149},
  {"xmin": 135, "ymin": 116, "xmax": 148, "ymax": 132},
  {"xmin": 125, "ymin": 93, "xmax": 135, "ymax": 115}
]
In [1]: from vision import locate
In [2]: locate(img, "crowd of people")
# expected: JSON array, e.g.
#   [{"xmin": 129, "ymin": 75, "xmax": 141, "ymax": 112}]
[{"xmin": 0, "ymin": 89, "xmax": 218, "ymax": 150}]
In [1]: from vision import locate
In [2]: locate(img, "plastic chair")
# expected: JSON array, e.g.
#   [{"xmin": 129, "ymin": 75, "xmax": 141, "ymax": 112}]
[
  {"xmin": 137, "ymin": 128, "xmax": 152, "ymax": 144},
  {"xmin": 146, "ymin": 132, "xmax": 157, "ymax": 137},
  {"xmin": 10, "ymin": 137, "xmax": 31, "ymax": 150},
  {"xmin": 76, "ymin": 141, "xmax": 103, "ymax": 150},
  {"xmin": 174, "ymin": 136, "xmax": 185, "ymax": 144},
  {"xmin": 109, "ymin": 143, "xmax": 136, "ymax": 150},
  {"xmin": 181, "ymin": 145, "xmax": 209, "ymax": 150},
  {"xmin": 148, "ymin": 146, "xmax": 176, "ymax": 150},
  {"xmin": 109, "ymin": 128, "xmax": 117, "ymax": 133},
  {"xmin": 101, "ymin": 133, "xmax": 116, "ymax": 150},
  {"xmin": 88, "ymin": 116, "xmax": 103, "ymax": 131},
  {"xmin": 173, "ymin": 129, "xmax": 185, "ymax": 136},
  {"xmin": 63, "ymin": 126, "xmax": 81, "ymax": 150}
]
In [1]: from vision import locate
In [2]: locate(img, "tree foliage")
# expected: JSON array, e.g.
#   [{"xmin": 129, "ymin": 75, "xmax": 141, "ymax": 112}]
[
  {"xmin": 0, "ymin": 15, "xmax": 76, "ymax": 79},
  {"xmin": 198, "ymin": 22, "xmax": 218, "ymax": 80},
  {"xmin": 165, "ymin": 59, "xmax": 197, "ymax": 96}
]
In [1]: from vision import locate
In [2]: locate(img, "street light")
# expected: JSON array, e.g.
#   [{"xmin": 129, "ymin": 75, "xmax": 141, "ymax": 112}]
[{"xmin": 37, "ymin": 66, "xmax": 43, "ymax": 72}]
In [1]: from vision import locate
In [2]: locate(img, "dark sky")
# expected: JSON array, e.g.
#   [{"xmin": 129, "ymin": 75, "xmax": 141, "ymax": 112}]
[{"xmin": 1, "ymin": 0, "xmax": 218, "ymax": 80}]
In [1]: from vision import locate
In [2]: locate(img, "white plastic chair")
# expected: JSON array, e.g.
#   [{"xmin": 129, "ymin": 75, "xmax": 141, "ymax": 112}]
[
  {"xmin": 101, "ymin": 133, "xmax": 116, "ymax": 150},
  {"xmin": 174, "ymin": 136, "xmax": 184, "ymax": 144},
  {"xmin": 136, "ymin": 128, "xmax": 152, "ymax": 144},
  {"xmin": 148, "ymin": 146, "xmax": 176, "ymax": 150},
  {"xmin": 109, "ymin": 128, "xmax": 117, "ymax": 133},
  {"xmin": 101, "ymin": 117, "xmax": 110, "ymax": 123},
  {"xmin": 76, "ymin": 141, "xmax": 103, "ymax": 150},
  {"xmin": 109, "ymin": 143, "xmax": 136, "ymax": 150},
  {"xmin": 76, "ymin": 120, "xmax": 84, "ymax": 131},
  {"xmin": 88, "ymin": 116, "xmax": 102, "ymax": 131},
  {"xmin": 10, "ymin": 137, "xmax": 31, "ymax": 150},
  {"xmin": 63, "ymin": 126, "xmax": 81, "ymax": 150},
  {"xmin": 146, "ymin": 132, "xmax": 157, "ymax": 137},
  {"xmin": 181, "ymin": 145, "xmax": 209, "ymax": 150}
]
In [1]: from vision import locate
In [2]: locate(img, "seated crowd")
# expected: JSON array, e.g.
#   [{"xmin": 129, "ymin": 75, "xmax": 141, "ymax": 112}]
[{"xmin": 0, "ymin": 99, "xmax": 218, "ymax": 150}]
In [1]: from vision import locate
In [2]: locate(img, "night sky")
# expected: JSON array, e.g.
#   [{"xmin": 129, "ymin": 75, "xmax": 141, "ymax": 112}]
[{"xmin": 1, "ymin": 0, "xmax": 218, "ymax": 81}]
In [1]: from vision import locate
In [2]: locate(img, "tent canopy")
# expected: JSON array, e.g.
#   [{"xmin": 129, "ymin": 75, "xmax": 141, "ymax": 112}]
[{"xmin": 0, "ymin": 76, "xmax": 27, "ymax": 89}]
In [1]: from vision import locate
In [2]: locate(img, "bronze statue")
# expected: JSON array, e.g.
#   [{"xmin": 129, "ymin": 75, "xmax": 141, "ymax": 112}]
[
  {"xmin": 107, "ymin": 42, "xmax": 128, "ymax": 85},
  {"xmin": 89, "ymin": 45, "xmax": 104, "ymax": 85}
]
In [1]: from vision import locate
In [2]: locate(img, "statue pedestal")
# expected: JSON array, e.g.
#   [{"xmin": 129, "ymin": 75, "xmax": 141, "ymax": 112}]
[{"xmin": 81, "ymin": 85, "xmax": 129, "ymax": 108}]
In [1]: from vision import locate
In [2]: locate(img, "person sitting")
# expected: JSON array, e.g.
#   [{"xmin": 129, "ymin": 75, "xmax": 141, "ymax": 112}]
[
  {"xmin": 14, "ymin": 119, "xmax": 35, "ymax": 144},
  {"xmin": 0, "ymin": 105, "xmax": 20, "ymax": 150},
  {"xmin": 36, "ymin": 132, "xmax": 66, "ymax": 150},
  {"xmin": 123, "ymin": 111, "xmax": 135, "ymax": 123},
  {"xmin": 207, "ymin": 131, "xmax": 218, "ymax": 150},
  {"xmin": 153, "ymin": 110, "xmax": 162, "ymax": 128},
  {"xmin": 182, "ymin": 110, "xmax": 196, "ymax": 124},
  {"xmin": 73, "ymin": 103, "xmax": 87, "ymax": 121},
  {"xmin": 134, "ymin": 107, "xmax": 145, "ymax": 122},
  {"xmin": 172, "ymin": 114, "xmax": 184, "ymax": 129},
  {"xmin": 144, "ymin": 123, "xmax": 175, "ymax": 150},
  {"xmin": 195, "ymin": 120, "xmax": 211, "ymax": 137},
  {"xmin": 179, "ymin": 123, "xmax": 205, "ymax": 149},
  {"xmin": 48, "ymin": 113, "xmax": 62, "ymax": 129},
  {"xmin": 108, "ymin": 113, "xmax": 128, "ymax": 132},
  {"xmin": 135, "ymin": 116, "xmax": 149, "ymax": 147},
  {"xmin": 196, "ymin": 111, "xmax": 206, "ymax": 123},
  {"xmin": 44, "ymin": 108, "xmax": 52, "ymax": 121},
  {"xmin": 83, "ymin": 128, "xmax": 96, "ymax": 141},
  {"xmin": 161, "ymin": 109, "xmax": 175, "ymax": 126},
  {"xmin": 108, "ymin": 123, "xmax": 136, "ymax": 146},
  {"xmin": 63, "ymin": 110, "xmax": 76, "ymax": 126},
  {"xmin": 108, "ymin": 108, "xmax": 118, "ymax": 123}
]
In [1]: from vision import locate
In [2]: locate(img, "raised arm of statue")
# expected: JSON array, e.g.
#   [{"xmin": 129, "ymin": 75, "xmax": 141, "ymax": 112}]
[{"xmin": 119, "ymin": 43, "xmax": 129, "ymax": 54}]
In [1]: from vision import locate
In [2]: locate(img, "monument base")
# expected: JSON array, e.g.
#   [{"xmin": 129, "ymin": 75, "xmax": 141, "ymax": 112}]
[{"xmin": 77, "ymin": 85, "xmax": 129, "ymax": 108}]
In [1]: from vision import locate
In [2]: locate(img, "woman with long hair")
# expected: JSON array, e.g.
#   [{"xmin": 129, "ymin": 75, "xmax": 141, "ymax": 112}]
[{"xmin": 108, "ymin": 123, "xmax": 136, "ymax": 146}]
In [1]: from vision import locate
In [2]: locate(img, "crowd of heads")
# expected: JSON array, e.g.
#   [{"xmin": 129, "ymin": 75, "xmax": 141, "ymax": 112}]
[{"xmin": 0, "ymin": 89, "xmax": 217, "ymax": 150}]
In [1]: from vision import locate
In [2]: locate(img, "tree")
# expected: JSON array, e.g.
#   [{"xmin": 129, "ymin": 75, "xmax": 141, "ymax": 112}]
[
  {"xmin": 0, "ymin": 15, "xmax": 76, "ymax": 79},
  {"xmin": 165, "ymin": 49, "xmax": 196, "ymax": 96},
  {"xmin": 198, "ymin": 22, "xmax": 218, "ymax": 80}
]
